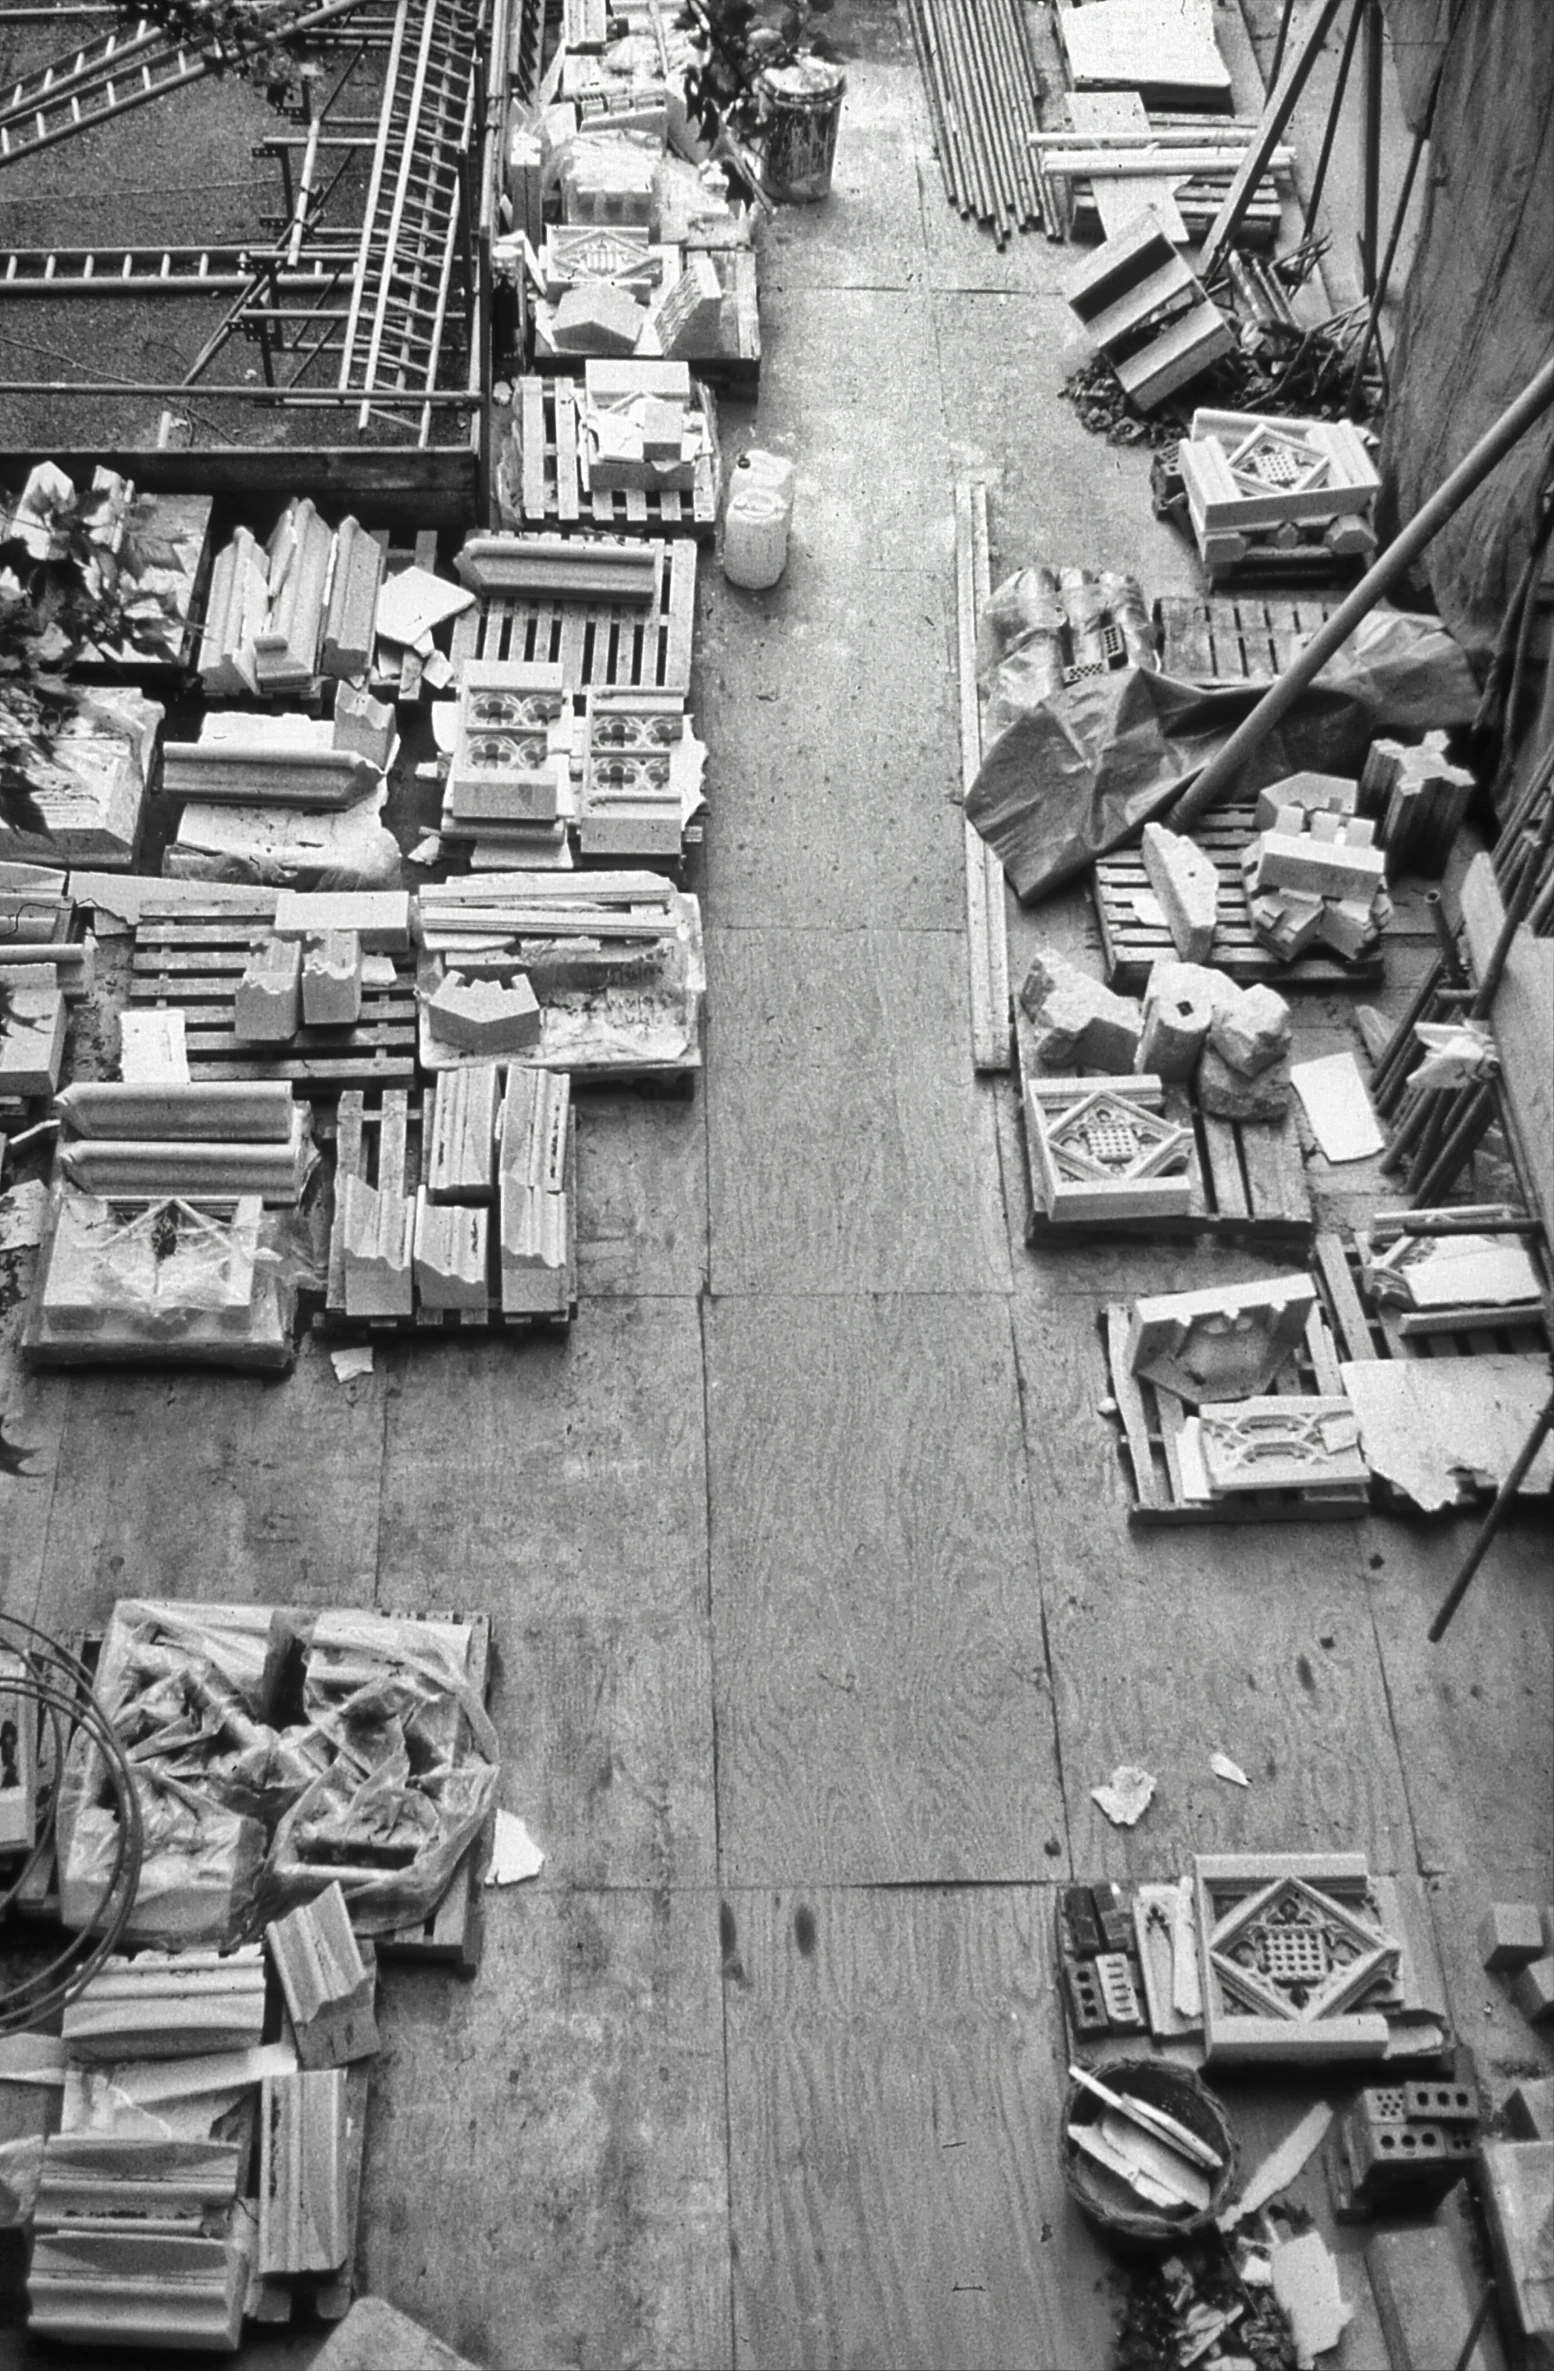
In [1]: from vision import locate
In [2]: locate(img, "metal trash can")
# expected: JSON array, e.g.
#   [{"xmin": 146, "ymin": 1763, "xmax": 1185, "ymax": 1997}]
[{"xmin": 758, "ymin": 57, "xmax": 847, "ymax": 202}]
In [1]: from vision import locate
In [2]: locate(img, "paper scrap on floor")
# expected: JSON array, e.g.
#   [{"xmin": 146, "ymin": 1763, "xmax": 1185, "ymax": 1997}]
[
  {"xmin": 1270, "ymin": 2229, "xmax": 1353, "ymax": 2366},
  {"xmin": 330, "ymin": 1345, "xmax": 375, "ymax": 1383},
  {"xmin": 1219, "ymin": 2101, "xmax": 1333, "ymax": 2229},
  {"xmin": 484, "ymin": 1810, "xmax": 545, "ymax": 1886},
  {"xmin": 1092, "ymin": 1764, "xmax": 1156, "ymax": 1826},
  {"xmin": 1211, "ymin": 1752, "xmax": 1249, "ymax": 1787},
  {"xmin": 375, "ymin": 566, "xmax": 475, "ymax": 649},
  {"xmin": 1341, "ymin": 1352, "xmax": 1554, "ymax": 1512},
  {"xmin": 0, "ymin": 1178, "xmax": 47, "ymax": 1252},
  {"xmin": 1291, "ymin": 1051, "xmax": 1384, "ymax": 1162}
]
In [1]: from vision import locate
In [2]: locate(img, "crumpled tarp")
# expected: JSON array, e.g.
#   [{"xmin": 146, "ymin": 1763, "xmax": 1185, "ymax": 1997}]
[
  {"xmin": 1379, "ymin": 0, "xmax": 1554, "ymax": 667},
  {"xmin": 965, "ymin": 596, "xmax": 1480, "ymax": 904},
  {"xmin": 56, "ymin": 1599, "xmax": 500, "ymax": 1944}
]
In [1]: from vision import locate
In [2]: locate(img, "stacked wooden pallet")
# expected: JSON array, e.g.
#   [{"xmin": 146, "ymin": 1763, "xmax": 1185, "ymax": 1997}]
[{"xmin": 500, "ymin": 376, "xmax": 720, "ymax": 539}]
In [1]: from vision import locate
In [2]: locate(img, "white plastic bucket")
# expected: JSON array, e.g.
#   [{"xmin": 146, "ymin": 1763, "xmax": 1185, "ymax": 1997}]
[{"xmin": 722, "ymin": 484, "xmax": 789, "ymax": 589}]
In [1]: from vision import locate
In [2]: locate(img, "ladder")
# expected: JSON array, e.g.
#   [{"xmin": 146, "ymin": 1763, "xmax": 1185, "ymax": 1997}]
[
  {"xmin": 336, "ymin": 0, "xmax": 484, "ymax": 438},
  {"xmin": 0, "ymin": 244, "xmax": 357, "ymax": 297},
  {"xmin": 0, "ymin": 20, "xmax": 210, "ymax": 170},
  {"xmin": 0, "ymin": 0, "xmax": 382, "ymax": 173}
]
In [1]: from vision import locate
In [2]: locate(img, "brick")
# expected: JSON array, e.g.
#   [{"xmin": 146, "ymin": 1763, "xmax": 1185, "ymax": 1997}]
[
  {"xmin": 1139, "ymin": 957, "xmax": 1219, "ymax": 1081},
  {"xmin": 426, "ymin": 972, "xmax": 541, "ymax": 1056},
  {"xmin": 1019, "ymin": 946, "xmax": 1142, "ymax": 1075},
  {"xmin": 233, "ymin": 937, "xmax": 301, "ymax": 1043},
  {"xmin": 550, "ymin": 280, "xmax": 645, "ymax": 354},
  {"xmin": 1479, "ymin": 1903, "xmax": 1545, "ymax": 1971},
  {"xmin": 1196, "ymin": 1044, "xmax": 1290, "ymax": 1121},
  {"xmin": 1510, "ymin": 1955, "xmax": 1554, "ymax": 2025},
  {"xmin": 1207, "ymin": 980, "xmax": 1290, "ymax": 1077},
  {"xmin": 1141, "ymin": 821, "xmax": 1219, "ymax": 961},
  {"xmin": 301, "ymin": 931, "xmax": 363, "ymax": 1028},
  {"xmin": 1254, "ymin": 770, "xmax": 1357, "ymax": 830}
]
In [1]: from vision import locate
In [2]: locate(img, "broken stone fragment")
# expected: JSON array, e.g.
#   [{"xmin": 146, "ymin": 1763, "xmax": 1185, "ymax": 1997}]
[
  {"xmin": 1019, "ymin": 947, "xmax": 1142, "ymax": 1074},
  {"xmin": 1253, "ymin": 769, "xmax": 1357, "ymax": 830},
  {"xmin": 1141, "ymin": 821, "xmax": 1219, "ymax": 962},
  {"xmin": 1207, "ymin": 980, "xmax": 1291, "ymax": 1077},
  {"xmin": 1197, "ymin": 1044, "xmax": 1291, "ymax": 1121},
  {"xmin": 1139, "ymin": 959, "xmax": 1221, "ymax": 1082},
  {"xmin": 1248, "ymin": 885, "xmax": 1325, "ymax": 961}
]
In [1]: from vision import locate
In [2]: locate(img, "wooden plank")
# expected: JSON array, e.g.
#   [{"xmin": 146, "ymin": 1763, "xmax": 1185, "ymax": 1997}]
[
  {"xmin": 955, "ymin": 472, "xmax": 1009, "ymax": 1073},
  {"xmin": 1198, "ymin": 1111, "xmax": 1249, "ymax": 1220},
  {"xmin": 662, "ymin": 537, "xmax": 696, "ymax": 693},
  {"xmin": 1199, "ymin": 0, "xmax": 1349, "ymax": 274},
  {"xmin": 1458, "ymin": 852, "xmax": 1554, "ymax": 1240},
  {"xmin": 707, "ymin": 928, "xmax": 1009, "ymax": 1294},
  {"xmin": 553, "ymin": 377, "xmax": 581, "ymax": 524},
  {"xmin": 520, "ymin": 376, "xmax": 546, "ymax": 520},
  {"xmin": 1313, "ymin": 1229, "xmax": 1375, "ymax": 1361},
  {"xmin": 1105, "ymin": 1303, "xmax": 1165, "ymax": 1512},
  {"xmin": 1022, "ymin": 1303, "xmax": 1414, "ymax": 1876},
  {"xmin": 356, "ymin": 1891, "xmax": 729, "ymax": 2368},
  {"xmin": 705, "ymin": 1294, "xmax": 1063, "ymax": 1883},
  {"xmin": 723, "ymin": 1888, "xmax": 1115, "ymax": 2369}
]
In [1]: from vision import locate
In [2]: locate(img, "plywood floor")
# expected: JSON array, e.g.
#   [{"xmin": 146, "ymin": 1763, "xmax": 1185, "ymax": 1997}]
[{"xmin": 1, "ymin": 5, "xmax": 1551, "ymax": 2366}]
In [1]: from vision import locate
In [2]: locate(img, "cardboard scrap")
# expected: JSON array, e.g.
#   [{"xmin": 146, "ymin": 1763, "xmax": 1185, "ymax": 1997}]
[
  {"xmin": 1091, "ymin": 1765, "xmax": 1156, "ymax": 1827},
  {"xmin": 1291, "ymin": 1051, "xmax": 1384, "ymax": 1163},
  {"xmin": 483, "ymin": 1809, "xmax": 544, "ymax": 1887},
  {"xmin": 1341, "ymin": 1353, "xmax": 1554, "ymax": 1513}
]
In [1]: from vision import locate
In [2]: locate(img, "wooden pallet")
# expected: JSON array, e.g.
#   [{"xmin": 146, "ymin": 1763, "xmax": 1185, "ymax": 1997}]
[
  {"xmin": 10, "ymin": 1614, "xmax": 493, "ymax": 1976},
  {"xmin": 1155, "ymin": 593, "xmax": 1340, "ymax": 681},
  {"xmin": 1093, "ymin": 803, "xmax": 1383, "ymax": 991},
  {"xmin": 1315, "ymin": 1230, "xmax": 1551, "ymax": 1367},
  {"xmin": 1103, "ymin": 1300, "xmax": 1367, "ymax": 1524},
  {"xmin": 1015, "ymin": 1004, "xmax": 1311, "ymax": 1247},
  {"xmin": 535, "ymin": 245, "xmax": 760, "ymax": 394},
  {"xmin": 127, "ymin": 912, "xmax": 417, "ymax": 1091},
  {"xmin": 378, "ymin": 1610, "xmax": 493, "ymax": 1974},
  {"xmin": 507, "ymin": 374, "xmax": 719, "ymax": 539},
  {"xmin": 448, "ymin": 534, "xmax": 696, "ymax": 693},
  {"xmin": 318, "ymin": 1088, "xmax": 578, "ymax": 1337},
  {"xmin": 1069, "ymin": 174, "xmax": 1280, "ymax": 246}
]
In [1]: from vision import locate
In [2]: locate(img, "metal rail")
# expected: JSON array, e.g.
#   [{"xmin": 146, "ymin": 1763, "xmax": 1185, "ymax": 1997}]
[{"xmin": 0, "ymin": 243, "xmax": 356, "ymax": 297}]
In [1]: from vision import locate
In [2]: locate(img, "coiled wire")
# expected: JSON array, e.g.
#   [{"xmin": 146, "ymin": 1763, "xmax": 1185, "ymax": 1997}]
[{"xmin": 0, "ymin": 1614, "xmax": 143, "ymax": 2035}]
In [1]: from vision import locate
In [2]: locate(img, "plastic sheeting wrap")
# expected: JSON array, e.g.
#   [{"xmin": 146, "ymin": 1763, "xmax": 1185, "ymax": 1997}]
[
  {"xmin": 1380, "ymin": 0, "xmax": 1554, "ymax": 667},
  {"xmin": 966, "ymin": 591, "xmax": 1479, "ymax": 903},
  {"xmin": 55, "ymin": 1601, "xmax": 499, "ymax": 1946}
]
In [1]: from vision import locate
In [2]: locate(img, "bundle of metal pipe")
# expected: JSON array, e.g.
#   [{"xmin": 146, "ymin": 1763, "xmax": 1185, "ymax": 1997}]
[{"xmin": 904, "ymin": 0, "xmax": 1044, "ymax": 246}]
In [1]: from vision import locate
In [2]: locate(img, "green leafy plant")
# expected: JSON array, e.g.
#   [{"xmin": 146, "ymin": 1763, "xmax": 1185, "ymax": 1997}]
[
  {"xmin": 677, "ymin": 0, "xmax": 836, "ymax": 147},
  {"xmin": 0, "ymin": 478, "xmax": 184, "ymax": 839}
]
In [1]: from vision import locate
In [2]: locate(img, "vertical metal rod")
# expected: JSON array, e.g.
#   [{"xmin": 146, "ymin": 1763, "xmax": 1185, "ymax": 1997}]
[
  {"xmin": 1359, "ymin": 0, "xmax": 1383, "ymax": 294},
  {"xmin": 1409, "ymin": 1079, "xmax": 1495, "ymax": 1204},
  {"xmin": 1269, "ymin": 0, "xmax": 1299, "ymax": 85},
  {"xmin": 1305, "ymin": 0, "xmax": 1364, "ymax": 237},
  {"xmin": 1427, "ymin": 890, "xmax": 1467, "ymax": 986},
  {"xmin": 1429, "ymin": 1409, "xmax": 1553, "ymax": 1641},
  {"xmin": 1347, "ymin": 121, "xmax": 1422, "ymax": 407}
]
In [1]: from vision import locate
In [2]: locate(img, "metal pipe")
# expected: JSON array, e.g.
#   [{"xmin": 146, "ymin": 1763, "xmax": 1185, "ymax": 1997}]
[
  {"xmin": 959, "ymin": 0, "xmax": 1021, "ymax": 236},
  {"xmin": 1471, "ymin": 793, "xmax": 1554, "ymax": 1016},
  {"xmin": 1429, "ymin": 1404, "xmax": 1553, "ymax": 1641},
  {"xmin": 946, "ymin": 0, "xmax": 1006, "ymax": 237},
  {"xmin": 1346, "ymin": 122, "xmax": 1423, "ymax": 408},
  {"xmin": 934, "ymin": 0, "xmax": 994, "ymax": 229},
  {"xmin": 989, "ymin": 0, "xmax": 1045, "ymax": 226},
  {"xmin": 1427, "ymin": 889, "xmax": 1466, "ymax": 985},
  {"xmin": 1305, "ymin": 0, "xmax": 1364, "ymax": 238},
  {"xmin": 1172, "ymin": 356, "xmax": 1554, "ymax": 826},
  {"xmin": 1409, "ymin": 1078, "xmax": 1495, "ymax": 1205},
  {"xmin": 1360, "ymin": 0, "xmax": 1383, "ymax": 295}
]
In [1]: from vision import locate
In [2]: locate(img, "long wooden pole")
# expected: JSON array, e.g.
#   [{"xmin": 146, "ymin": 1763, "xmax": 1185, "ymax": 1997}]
[
  {"xmin": 1171, "ymin": 354, "xmax": 1554, "ymax": 828},
  {"xmin": 1199, "ymin": 0, "xmax": 1348, "ymax": 275}
]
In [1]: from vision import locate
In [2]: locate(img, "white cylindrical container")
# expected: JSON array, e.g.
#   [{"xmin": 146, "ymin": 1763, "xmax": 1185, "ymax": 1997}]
[{"xmin": 722, "ymin": 450, "xmax": 794, "ymax": 589}]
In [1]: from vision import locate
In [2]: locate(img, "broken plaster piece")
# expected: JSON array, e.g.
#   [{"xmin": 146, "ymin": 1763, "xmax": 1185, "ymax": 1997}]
[
  {"xmin": 483, "ymin": 1810, "xmax": 544, "ymax": 1887},
  {"xmin": 374, "ymin": 567, "xmax": 475, "ymax": 649},
  {"xmin": 1091, "ymin": 1765, "xmax": 1156, "ymax": 1828},
  {"xmin": 0, "ymin": 1179, "xmax": 48, "ymax": 1252},
  {"xmin": 1341, "ymin": 1353, "xmax": 1554, "ymax": 1513},
  {"xmin": 1270, "ymin": 2229, "xmax": 1353, "ymax": 2367},
  {"xmin": 329, "ymin": 1346, "xmax": 375, "ymax": 1384},
  {"xmin": 1211, "ymin": 1752, "xmax": 1249, "ymax": 1788},
  {"xmin": 1291, "ymin": 1052, "xmax": 1384, "ymax": 1164},
  {"xmin": 408, "ymin": 835, "xmax": 444, "ymax": 867}
]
